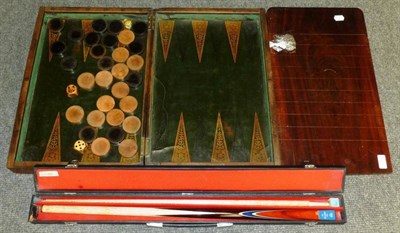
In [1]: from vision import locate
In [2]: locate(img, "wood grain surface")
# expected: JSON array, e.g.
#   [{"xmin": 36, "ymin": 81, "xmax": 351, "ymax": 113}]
[{"xmin": 267, "ymin": 7, "xmax": 391, "ymax": 174}]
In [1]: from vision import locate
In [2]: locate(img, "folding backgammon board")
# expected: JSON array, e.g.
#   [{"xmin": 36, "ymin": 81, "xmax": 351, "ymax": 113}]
[{"xmin": 5, "ymin": 6, "xmax": 392, "ymax": 225}]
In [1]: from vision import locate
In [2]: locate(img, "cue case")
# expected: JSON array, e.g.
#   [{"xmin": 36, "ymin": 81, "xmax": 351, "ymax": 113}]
[{"xmin": 29, "ymin": 164, "xmax": 346, "ymax": 226}]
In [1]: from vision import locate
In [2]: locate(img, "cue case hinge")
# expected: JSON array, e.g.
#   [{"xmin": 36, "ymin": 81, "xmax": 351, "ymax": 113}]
[
  {"xmin": 302, "ymin": 192, "xmax": 316, "ymax": 196},
  {"xmin": 306, "ymin": 222, "xmax": 318, "ymax": 227},
  {"xmin": 64, "ymin": 222, "xmax": 78, "ymax": 226},
  {"xmin": 65, "ymin": 160, "xmax": 79, "ymax": 168},
  {"xmin": 181, "ymin": 192, "xmax": 195, "ymax": 196}
]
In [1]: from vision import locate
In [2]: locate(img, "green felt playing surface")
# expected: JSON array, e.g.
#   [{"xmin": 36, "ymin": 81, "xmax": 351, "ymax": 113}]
[{"xmin": 148, "ymin": 12, "xmax": 273, "ymax": 164}]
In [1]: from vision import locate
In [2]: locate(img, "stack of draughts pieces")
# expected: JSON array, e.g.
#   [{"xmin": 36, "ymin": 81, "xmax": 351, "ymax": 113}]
[{"xmin": 61, "ymin": 18, "xmax": 147, "ymax": 161}]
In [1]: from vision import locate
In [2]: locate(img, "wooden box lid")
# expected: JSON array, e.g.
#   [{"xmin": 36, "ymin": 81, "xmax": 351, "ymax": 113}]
[
  {"xmin": 266, "ymin": 8, "xmax": 391, "ymax": 174},
  {"xmin": 34, "ymin": 166, "xmax": 345, "ymax": 193}
]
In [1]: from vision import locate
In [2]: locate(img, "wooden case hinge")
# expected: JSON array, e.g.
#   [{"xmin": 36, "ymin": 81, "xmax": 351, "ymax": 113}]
[
  {"xmin": 304, "ymin": 161, "xmax": 316, "ymax": 169},
  {"xmin": 148, "ymin": 11, "xmax": 155, "ymax": 31},
  {"xmin": 304, "ymin": 164, "xmax": 316, "ymax": 169},
  {"xmin": 65, "ymin": 160, "xmax": 79, "ymax": 168}
]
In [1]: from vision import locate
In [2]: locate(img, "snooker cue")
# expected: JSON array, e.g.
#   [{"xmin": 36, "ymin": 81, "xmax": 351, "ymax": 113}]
[
  {"xmin": 40, "ymin": 198, "xmax": 339, "ymax": 208},
  {"xmin": 40, "ymin": 205, "xmax": 339, "ymax": 221},
  {"xmin": 41, "ymin": 205, "xmax": 233, "ymax": 217}
]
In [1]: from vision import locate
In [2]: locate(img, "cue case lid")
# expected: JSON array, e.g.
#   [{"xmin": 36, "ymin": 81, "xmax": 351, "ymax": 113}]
[{"xmin": 33, "ymin": 165, "xmax": 345, "ymax": 193}]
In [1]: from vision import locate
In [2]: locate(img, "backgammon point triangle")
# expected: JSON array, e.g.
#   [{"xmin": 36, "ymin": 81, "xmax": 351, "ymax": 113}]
[
  {"xmin": 192, "ymin": 20, "xmax": 208, "ymax": 63},
  {"xmin": 41, "ymin": 113, "xmax": 61, "ymax": 162},
  {"xmin": 83, "ymin": 43, "xmax": 90, "ymax": 63},
  {"xmin": 172, "ymin": 113, "xmax": 191, "ymax": 163},
  {"xmin": 225, "ymin": 21, "xmax": 241, "ymax": 63},
  {"xmin": 159, "ymin": 20, "xmax": 175, "ymax": 62},
  {"xmin": 250, "ymin": 112, "xmax": 269, "ymax": 163},
  {"xmin": 211, "ymin": 113, "xmax": 230, "ymax": 163}
]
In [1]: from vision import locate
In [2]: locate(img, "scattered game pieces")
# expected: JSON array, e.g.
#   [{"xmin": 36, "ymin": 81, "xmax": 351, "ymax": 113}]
[
  {"xmin": 91, "ymin": 19, "xmax": 107, "ymax": 33},
  {"xmin": 84, "ymin": 32, "xmax": 100, "ymax": 47},
  {"xmin": 77, "ymin": 72, "xmax": 95, "ymax": 90},
  {"xmin": 124, "ymin": 72, "xmax": 142, "ymax": 89},
  {"xmin": 126, "ymin": 55, "xmax": 144, "ymax": 71},
  {"xmin": 118, "ymin": 139, "xmax": 138, "ymax": 158},
  {"xmin": 112, "ymin": 47, "xmax": 130, "ymax": 63},
  {"xmin": 108, "ymin": 20, "xmax": 125, "ymax": 34},
  {"xmin": 65, "ymin": 105, "xmax": 85, "ymax": 124},
  {"xmin": 73, "ymin": 140, "xmax": 88, "ymax": 154},
  {"xmin": 78, "ymin": 126, "xmax": 97, "ymax": 143},
  {"xmin": 106, "ymin": 109, "xmax": 125, "ymax": 126},
  {"xmin": 111, "ymin": 82, "xmax": 130, "ymax": 99},
  {"xmin": 119, "ymin": 96, "xmax": 138, "ymax": 113},
  {"xmin": 50, "ymin": 41, "xmax": 67, "ymax": 57},
  {"xmin": 122, "ymin": 19, "xmax": 133, "ymax": 29},
  {"xmin": 117, "ymin": 29, "xmax": 135, "ymax": 45},
  {"xmin": 111, "ymin": 63, "xmax": 129, "ymax": 80},
  {"xmin": 122, "ymin": 116, "xmax": 141, "ymax": 134},
  {"xmin": 132, "ymin": 21, "xmax": 147, "ymax": 36},
  {"xmin": 48, "ymin": 18, "xmax": 64, "ymax": 32},
  {"xmin": 91, "ymin": 137, "xmax": 111, "ymax": 156},
  {"xmin": 128, "ymin": 41, "xmax": 144, "ymax": 54},
  {"xmin": 95, "ymin": 70, "xmax": 113, "ymax": 89},
  {"xmin": 97, "ymin": 56, "xmax": 115, "ymax": 71},
  {"xmin": 96, "ymin": 95, "xmax": 115, "ymax": 112},
  {"xmin": 90, "ymin": 44, "xmax": 106, "ymax": 59},
  {"xmin": 66, "ymin": 84, "xmax": 79, "ymax": 98},
  {"xmin": 106, "ymin": 126, "xmax": 126, "ymax": 143},
  {"xmin": 102, "ymin": 33, "xmax": 119, "ymax": 48},
  {"xmin": 60, "ymin": 56, "xmax": 78, "ymax": 73},
  {"xmin": 87, "ymin": 110, "xmax": 106, "ymax": 128},
  {"xmin": 68, "ymin": 28, "xmax": 84, "ymax": 42}
]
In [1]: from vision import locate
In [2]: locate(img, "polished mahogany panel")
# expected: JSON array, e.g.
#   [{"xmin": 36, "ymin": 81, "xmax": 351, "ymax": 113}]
[{"xmin": 267, "ymin": 8, "xmax": 391, "ymax": 174}]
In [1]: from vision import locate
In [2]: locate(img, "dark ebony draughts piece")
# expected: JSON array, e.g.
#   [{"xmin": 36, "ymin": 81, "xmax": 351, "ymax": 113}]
[
  {"xmin": 68, "ymin": 29, "xmax": 84, "ymax": 43},
  {"xmin": 124, "ymin": 72, "xmax": 142, "ymax": 89},
  {"xmin": 106, "ymin": 126, "xmax": 126, "ymax": 143},
  {"xmin": 97, "ymin": 56, "xmax": 115, "ymax": 71},
  {"xmin": 132, "ymin": 21, "xmax": 147, "ymax": 36},
  {"xmin": 128, "ymin": 41, "xmax": 144, "ymax": 54},
  {"xmin": 102, "ymin": 33, "xmax": 118, "ymax": 48},
  {"xmin": 60, "ymin": 56, "xmax": 77, "ymax": 73},
  {"xmin": 50, "ymin": 41, "xmax": 67, "ymax": 57},
  {"xmin": 92, "ymin": 19, "xmax": 107, "ymax": 33},
  {"xmin": 48, "ymin": 18, "xmax": 64, "ymax": 32},
  {"xmin": 90, "ymin": 44, "xmax": 106, "ymax": 59},
  {"xmin": 109, "ymin": 20, "xmax": 124, "ymax": 34},
  {"xmin": 84, "ymin": 32, "xmax": 100, "ymax": 47},
  {"xmin": 79, "ymin": 126, "xmax": 97, "ymax": 143}
]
